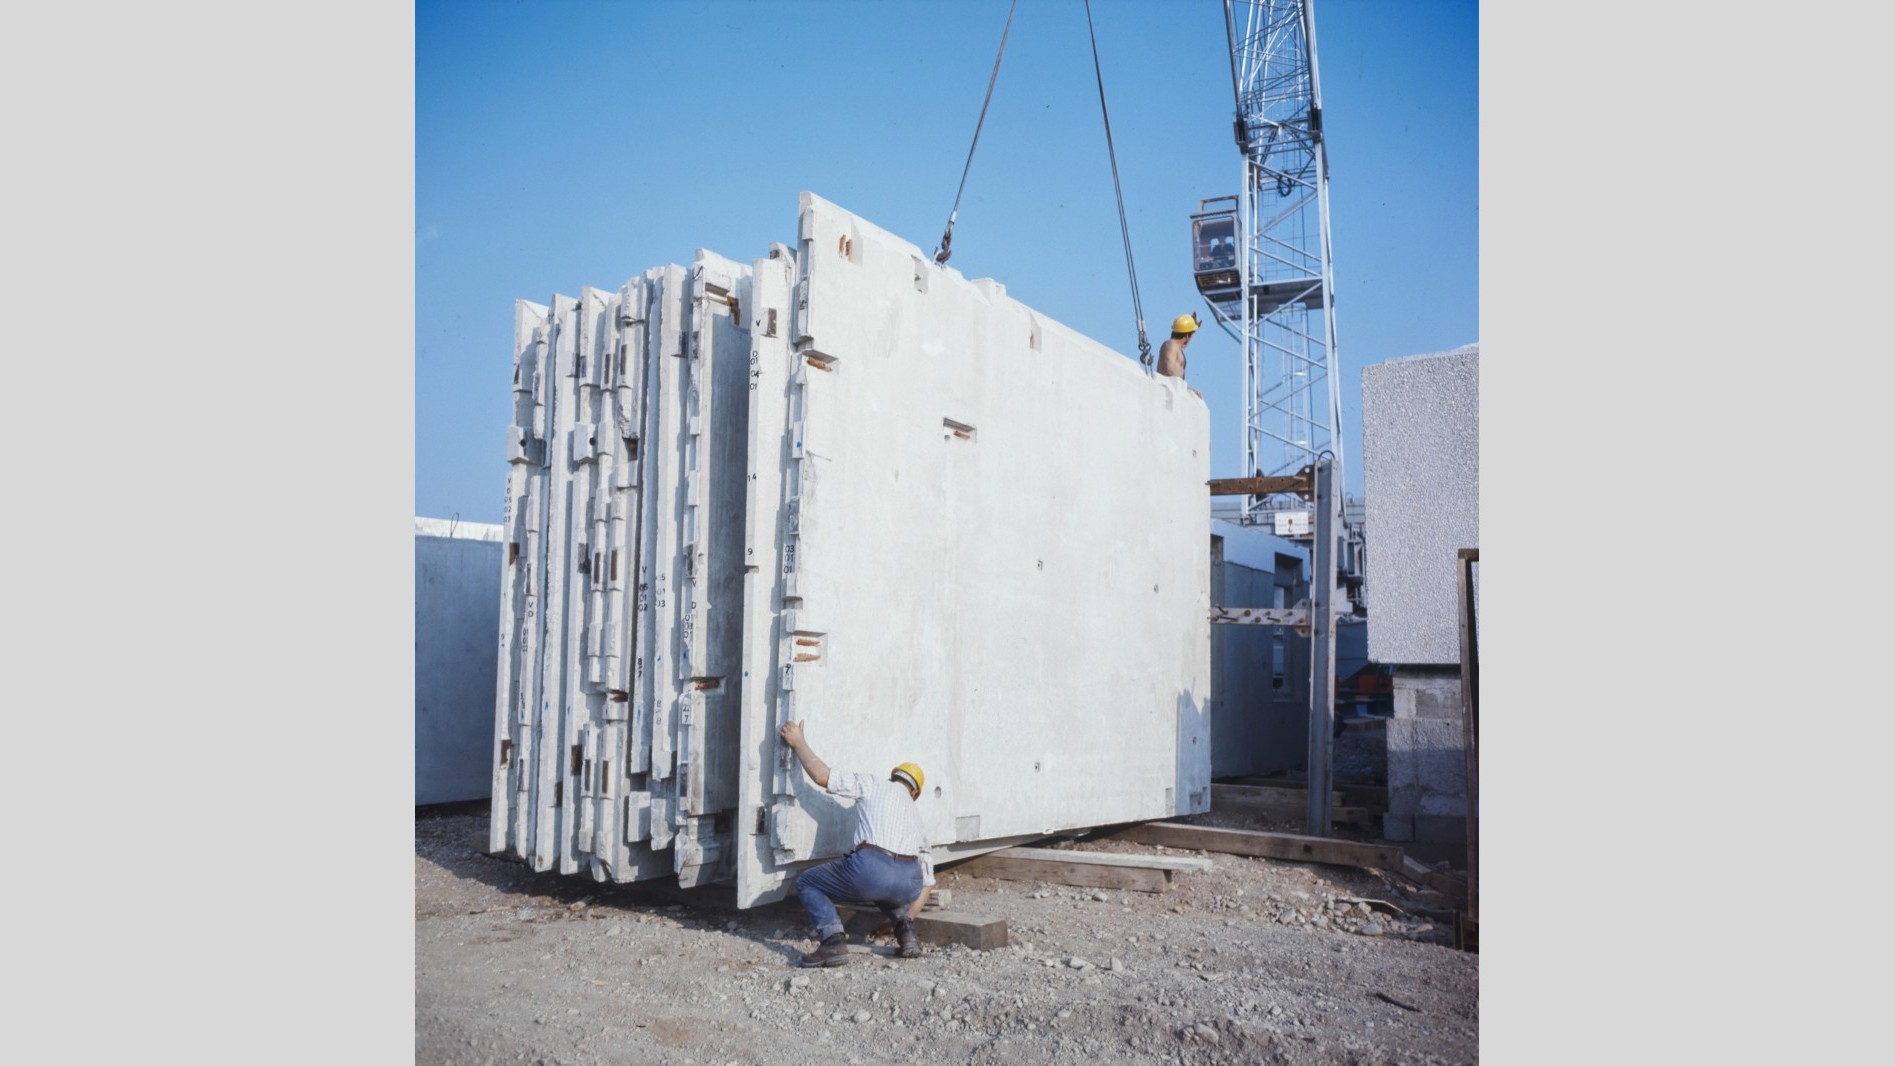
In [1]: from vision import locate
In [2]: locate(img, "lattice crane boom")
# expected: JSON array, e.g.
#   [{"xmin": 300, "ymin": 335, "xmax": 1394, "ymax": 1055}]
[{"xmin": 1192, "ymin": 0, "xmax": 1346, "ymax": 533}]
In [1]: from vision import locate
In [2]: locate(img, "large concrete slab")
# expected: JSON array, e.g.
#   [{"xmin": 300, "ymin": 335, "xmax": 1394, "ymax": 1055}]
[
  {"xmin": 1361, "ymin": 346, "xmax": 1478, "ymax": 666},
  {"xmin": 672, "ymin": 251, "xmax": 751, "ymax": 887},
  {"xmin": 742, "ymin": 193, "xmax": 1211, "ymax": 906},
  {"xmin": 492, "ymin": 299, "xmax": 549, "ymax": 855}
]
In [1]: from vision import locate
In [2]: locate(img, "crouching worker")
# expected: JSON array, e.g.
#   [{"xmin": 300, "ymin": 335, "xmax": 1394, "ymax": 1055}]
[{"xmin": 777, "ymin": 719, "xmax": 935, "ymax": 968}]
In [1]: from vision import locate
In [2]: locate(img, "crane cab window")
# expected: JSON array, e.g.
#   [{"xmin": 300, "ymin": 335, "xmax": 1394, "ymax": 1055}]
[
  {"xmin": 1193, "ymin": 214, "xmax": 1237, "ymax": 272},
  {"xmin": 1191, "ymin": 205, "xmax": 1241, "ymax": 306}
]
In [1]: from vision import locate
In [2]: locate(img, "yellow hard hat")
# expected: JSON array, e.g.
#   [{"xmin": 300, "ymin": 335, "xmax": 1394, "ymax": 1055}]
[
  {"xmin": 1171, "ymin": 314, "xmax": 1199, "ymax": 335},
  {"xmin": 891, "ymin": 762, "xmax": 925, "ymax": 794}
]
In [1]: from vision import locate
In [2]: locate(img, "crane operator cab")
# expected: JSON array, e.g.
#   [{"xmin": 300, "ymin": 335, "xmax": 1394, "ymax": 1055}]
[
  {"xmin": 1191, "ymin": 199, "xmax": 1241, "ymax": 317},
  {"xmin": 1191, "ymin": 195, "xmax": 1329, "ymax": 321}
]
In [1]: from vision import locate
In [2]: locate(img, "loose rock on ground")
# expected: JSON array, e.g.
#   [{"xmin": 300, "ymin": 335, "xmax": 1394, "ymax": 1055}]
[{"xmin": 417, "ymin": 794, "xmax": 1478, "ymax": 1065}]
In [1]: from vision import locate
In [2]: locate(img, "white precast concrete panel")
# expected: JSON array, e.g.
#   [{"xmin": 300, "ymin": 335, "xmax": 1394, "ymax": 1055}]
[
  {"xmin": 767, "ymin": 193, "xmax": 1211, "ymax": 874},
  {"xmin": 493, "ymin": 300, "xmax": 547, "ymax": 855},
  {"xmin": 562, "ymin": 287, "xmax": 613, "ymax": 874},
  {"xmin": 510, "ymin": 309, "xmax": 547, "ymax": 863},
  {"xmin": 588, "ymin": 287, "xmax": 629, "ymax": 879},
  {"xmin": 643, "ymin": 267, "xmax": 689, "ymax": 852},
  {"xmin": 534, "ymin": 294, "xmax": 581, "ymax": 873},
  {"xmin": 504, "ymin": 303, "xmax": 562, "ymax": 865},
  {"xmin": 594, "ymin": 275, "xmax": 648, "ymax": 882},
  {"xmin": 619, "ymin": 268, "xmax": 676, "ymax": 880},
  {"xmin": 587, "ymin": 287, "xmax": 629, "ymax": 883},
  {"xmin": 677, "ymin": 252, "xmax": 749, "ymax": 813},
  {"xmin": 628, "ymin": 269, "xmax": 666, "ymax": 784},
  {"xmin": 735, "ymin": 248, "xmax": 800, "ymax": 907},
  {"xmin": 674, "ymin": 251, "xmax": 751, "ymax": 887}
]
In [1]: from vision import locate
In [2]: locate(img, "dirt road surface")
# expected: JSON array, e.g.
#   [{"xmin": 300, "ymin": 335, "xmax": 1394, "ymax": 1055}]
[{"xmin": 417, "ymin": 803, "xmax": 1478, "ymax": 1065}]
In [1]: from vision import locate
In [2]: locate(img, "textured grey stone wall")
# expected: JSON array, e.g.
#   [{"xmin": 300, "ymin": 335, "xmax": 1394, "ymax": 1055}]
[{"xmin": 1362, "ymin": 346, "xmax": 1479, "ymax": 665}]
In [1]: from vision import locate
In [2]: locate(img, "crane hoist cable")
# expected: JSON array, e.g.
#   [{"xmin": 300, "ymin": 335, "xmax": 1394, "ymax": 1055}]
[
  {"xmin": 1081, "ymin": 0, "xmax": 1151, "ymax": 369},
  {"xmin": 933, "ymin": 0, "xmax": 1019, "ymax": 267}
]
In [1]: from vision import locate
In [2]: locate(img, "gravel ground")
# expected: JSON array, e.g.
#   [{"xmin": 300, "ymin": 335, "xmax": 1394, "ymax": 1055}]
[{"xmin": 416, "ymin": 758, "xmax": 1479, "ymax": 1065}]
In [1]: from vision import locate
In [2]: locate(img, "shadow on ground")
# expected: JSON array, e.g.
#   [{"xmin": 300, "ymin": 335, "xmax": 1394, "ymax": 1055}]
[{"xmin": 416, "ymin": 801, "xmax": 844, "ymax": 964}]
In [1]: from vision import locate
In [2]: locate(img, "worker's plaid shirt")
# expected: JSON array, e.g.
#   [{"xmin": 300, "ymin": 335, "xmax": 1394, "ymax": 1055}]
[{"xmin": 825, "ymin": 770, "xmax": 936, "ymax": 886}]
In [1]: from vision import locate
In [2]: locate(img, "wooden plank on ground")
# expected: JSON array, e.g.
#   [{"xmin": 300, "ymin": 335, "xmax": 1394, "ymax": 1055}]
[
  {"xmin": 1217, "ymin": 780, "xmax": 1388, "ymax": 811},
  {"xmin": 1213, "ymin": 783, "xmax": 1341, "ymax": 810},
  {"xmin": 1001, "ymin": 847, "xmax": 1214, "ymax": 872},
  {"xmin": 1114, "ymin": 822, "xmax": 1403, "ymax": 872},
  {"xmin": 957, "ymin": 851, "xmax": 1175, "ymax": 893},
  {"xmin": 1398, "ymin": 855, "xmax": 1468, "ymax": 898},
  {"xmin": 1213, "ymin": 784, "xmax": 1377, "ymax": 825},
  {"xmin": 1220, "ymin": 780, "xmax": 1341, "ymax": 806},
  {"xmin": 1220, "ymin": 783, "xmax": 1387, "ymax": 825}
]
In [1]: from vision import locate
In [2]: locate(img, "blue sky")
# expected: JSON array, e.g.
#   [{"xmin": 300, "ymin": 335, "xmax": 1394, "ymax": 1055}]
[{"xmin": 417, "ymin": 0, "xmax": 1477, "ymax": 524}]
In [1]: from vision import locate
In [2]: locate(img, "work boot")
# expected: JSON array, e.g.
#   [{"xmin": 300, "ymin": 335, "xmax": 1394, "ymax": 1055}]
[
  {"xmin": 799, "ymin": 933, "xmax": 850, "ymax": 968},
  {"xmin": 894, "ymin": 919, "xmax": 921, "ymax": 959}
]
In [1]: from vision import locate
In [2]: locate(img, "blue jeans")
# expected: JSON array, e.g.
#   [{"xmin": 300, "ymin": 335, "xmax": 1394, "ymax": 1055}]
[{"xmin": 794, "ymin": 848, "xmax": 924, "ymax": 940}]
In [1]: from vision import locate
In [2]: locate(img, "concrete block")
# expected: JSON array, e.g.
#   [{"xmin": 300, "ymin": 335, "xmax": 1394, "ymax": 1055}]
[
  {"xmin": 839, "ymin": 905, "xmax": 1008, "ymax": 951},
  {"xmin": 919, "ymin": 912, "xmax": 1009, "ymax": 951},
  {"xmin": 1382, "ymin": 812, "xmax": 1415, "ymax": 842},
  {"xmin": 1362, "ymin": 346, "xmax": 1478, "ymax": 665},
  {"xmin": 1385, "ymin": 717, "xmax": 1465, "ymax": 816},
  {"xmin": 1392, "ymin": 673, "xmax": 1464, "ymax": 721}
]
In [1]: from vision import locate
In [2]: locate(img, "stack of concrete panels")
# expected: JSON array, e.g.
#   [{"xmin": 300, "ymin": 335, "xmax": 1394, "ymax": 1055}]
[{"xmin": 492, "ymin": 192, "xmax": 1212, "ymax": 907}]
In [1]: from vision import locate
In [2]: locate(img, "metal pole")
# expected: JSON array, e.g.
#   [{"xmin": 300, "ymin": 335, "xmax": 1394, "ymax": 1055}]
[
  {"xmin": 1457, "ymin": 548, "xmax": 1480, "ymax": 924},
  {"xmin": 1304, "ymin": 454, "xmax": 1335, "ymax": 834}
]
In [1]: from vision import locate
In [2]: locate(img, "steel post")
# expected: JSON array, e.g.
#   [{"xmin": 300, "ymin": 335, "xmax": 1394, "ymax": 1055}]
[{"xmin": 1304, "ymin": 454, "xmax": 1335, "ymax": 834}]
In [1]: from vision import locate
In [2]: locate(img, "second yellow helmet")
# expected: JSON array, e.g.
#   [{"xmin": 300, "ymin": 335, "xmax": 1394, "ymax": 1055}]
[
  {"xmin": 891, "ymin": 762, "xmax": 925, "ymax": 793},
  {"xmin": 1171, "ymin": 314, "xmax": 1199, "ymax": 335}
]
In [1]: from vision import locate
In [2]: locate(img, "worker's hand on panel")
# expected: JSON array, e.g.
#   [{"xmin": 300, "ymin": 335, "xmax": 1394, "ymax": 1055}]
[{"xmin": 778, "ymin": 720, "xmax": 805, "ymax": 748}]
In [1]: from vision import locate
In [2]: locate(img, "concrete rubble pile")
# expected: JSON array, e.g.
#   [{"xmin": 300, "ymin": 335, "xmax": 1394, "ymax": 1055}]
[{"xmin": 491, "ymin": 192, "xmax": 1212, "ymax": 907}]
